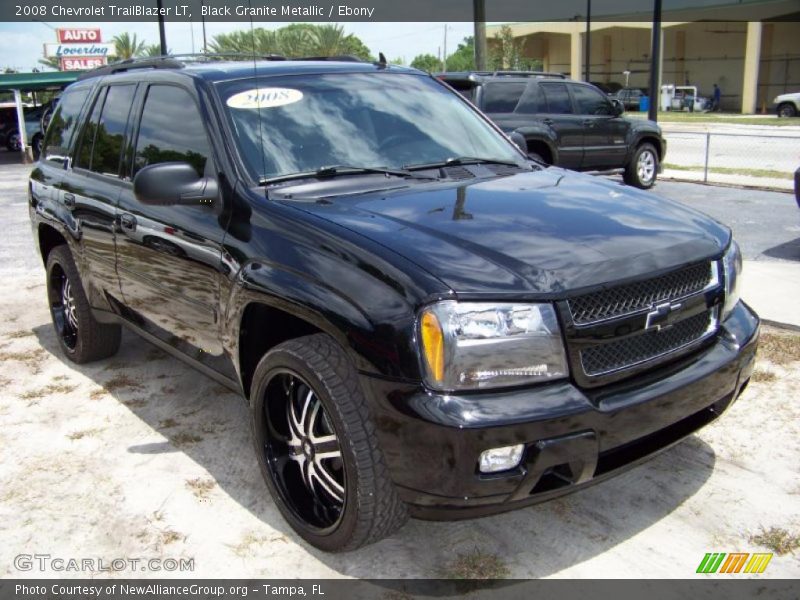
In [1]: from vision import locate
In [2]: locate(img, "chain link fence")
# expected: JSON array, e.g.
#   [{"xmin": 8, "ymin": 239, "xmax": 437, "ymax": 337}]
[{"xmin": 660, "ymin": 130, "xmax": 799, "ymax": 191}]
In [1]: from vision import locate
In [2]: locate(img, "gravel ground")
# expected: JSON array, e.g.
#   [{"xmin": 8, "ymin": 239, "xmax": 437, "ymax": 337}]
[{"xmin": 1, "ymin": 157, "xmax": 799, "ymax": 579}]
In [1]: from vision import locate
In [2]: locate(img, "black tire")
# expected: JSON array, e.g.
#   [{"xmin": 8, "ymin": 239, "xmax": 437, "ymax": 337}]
[
  {"xmin": 777, "ymin": 103, "xmax": 797, "ymax": 118},
  {"xmin": 46, "ymin": 245, "xmax": 121, "ymax": 363},
  {"xmin": 250, "ymin": 334, "xmax": 408, "ymax": 551},
  {"xmin": 623, "ymin": 142, "xmax": 658, "ymax": 189}
]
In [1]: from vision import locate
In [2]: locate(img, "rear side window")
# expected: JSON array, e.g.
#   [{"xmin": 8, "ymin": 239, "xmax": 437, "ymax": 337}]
[
  {"xmin": 572, "ymin": 85, "xmax": 614, "ymax": 115},
  {"xmin": 42, "ymin": 87, "xmax": 91, "ymax": 164},
  {"xmin": 133, "ymin": 85, "xmax": 210, "ymax": 177},
  {"xmin": 541, "ymin": 83, "xmax": 573, "ymax": 114},
  {"xmin": 482, "ymin": 82, "xmax": 527, "ymax": 113},
  {"xmin": 75, "ymin": 85, "xmax": 136, "ymax": 177},
  {"xmin": 445, "ymin": 80, "xmax": 475, "ymax": 103},
  {"xmin": 514, "ymin": 84, "xmax": 544, "ymax": 114}
]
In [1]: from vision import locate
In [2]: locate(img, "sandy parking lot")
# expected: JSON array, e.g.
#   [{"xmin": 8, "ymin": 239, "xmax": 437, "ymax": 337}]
[{"xmin": 1, "ymin": 158, "xmax": 799, "ymax": 579}]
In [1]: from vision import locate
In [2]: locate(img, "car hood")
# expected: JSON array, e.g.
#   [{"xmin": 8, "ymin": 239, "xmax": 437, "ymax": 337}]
[{"xmin": 279, "ymin": 168, "xmax": 730, "ymax": 296}]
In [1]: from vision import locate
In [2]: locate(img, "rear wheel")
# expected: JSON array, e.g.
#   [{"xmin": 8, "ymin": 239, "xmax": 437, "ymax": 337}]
[
  {"xmin": 777, "ymin": 103, "xmax": 797, "ymax": 118},
  {"xmin": 46, "ymin": 245, "xmax": 121, "ymax": 363},
  {"xmin": 624, "ymin": 142, "xmax": 658, "ymax": 189},
  {"xmin": 251, "ymin": 334, "xmax": 408, "ymax": 551}
]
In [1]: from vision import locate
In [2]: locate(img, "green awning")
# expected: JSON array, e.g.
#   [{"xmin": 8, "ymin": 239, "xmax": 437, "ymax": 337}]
[{"xmin": 0, "ymin": 71, "xmax": 80, "ymax": 92}]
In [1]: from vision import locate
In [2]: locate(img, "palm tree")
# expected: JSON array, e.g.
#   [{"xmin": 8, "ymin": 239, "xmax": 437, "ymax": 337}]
[
  {"xmin": 144, "ymin": 43, "xmax": 170, "ymax": 57},
  {"xmin": 209, "ymin": 25, "xmax": 372, "ymax": 60},
  {"xmin": 112, "ymin": 32, "xmax": 146, "ymax": 60},
  {"xmin": 38, "ymin": 57, "xmax": 61, "ymax": 71}
]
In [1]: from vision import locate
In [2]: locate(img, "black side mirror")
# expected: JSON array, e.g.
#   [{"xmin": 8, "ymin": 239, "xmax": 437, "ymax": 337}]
[
  {"xmin": 509, "ymin": 131, "xmax": 527, "ymax": 153},
  {"xmin": 133, "ymin": 162, "xmax": 218, "ymax": 207},
  {"xmin": 610, "ymin": 98, "xmax": 625, "ymax": 116}
]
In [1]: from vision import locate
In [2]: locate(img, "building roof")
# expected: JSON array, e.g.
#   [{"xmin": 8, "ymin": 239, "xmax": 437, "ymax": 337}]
[{"xmin": 0, "ymin": 70, "xmax": 80, "ymax": 92}]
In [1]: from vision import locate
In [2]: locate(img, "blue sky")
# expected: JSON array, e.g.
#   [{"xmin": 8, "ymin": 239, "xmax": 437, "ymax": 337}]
[{"xmin": 0, "ymin": 21, "xmax": 476, "ymax": 71}]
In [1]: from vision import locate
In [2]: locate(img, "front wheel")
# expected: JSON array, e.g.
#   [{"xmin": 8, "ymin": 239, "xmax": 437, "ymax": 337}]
[
  {"xmin": 777, "ymin": 103, "xmax": 797, "ymax": 118},
  {"xmin": 46, "ymin": 245, "xmax": 121, "ymax": 363},
  {"xmin": 250, "ymin": 334, "xmax": 408, "ymax": 551},
  {"xmin": 624, "ymin": 142, "xmax": 658, "ymax": 189}
]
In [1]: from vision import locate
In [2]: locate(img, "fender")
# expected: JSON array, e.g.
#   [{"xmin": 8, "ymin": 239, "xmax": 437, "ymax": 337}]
[
  {"xmin": 510, "ymin": 126, "xmax": 559, "ymax": 163},
  {"xmin": 218, "ymin": 190, "xmax": 447, "ymax": 390}
]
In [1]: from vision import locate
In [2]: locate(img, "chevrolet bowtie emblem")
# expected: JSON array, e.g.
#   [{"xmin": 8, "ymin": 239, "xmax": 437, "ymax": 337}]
[{"xmin": 645, "ymin": 301, "xmax": 683, "ymax": 332}]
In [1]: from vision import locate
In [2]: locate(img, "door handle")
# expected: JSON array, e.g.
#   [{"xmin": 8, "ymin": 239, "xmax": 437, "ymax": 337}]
[
  {"xmin": 583, "ymin": 119, "xmax": 595, "ymax": 127},
  {"xmin": 120, "ymin": 213, "xmax": 137, "ymax": 232},
  {"xmin": 542, "ymin": 118, "xmax": 554, "ymax": 125},
  {"xmin": 63, "ymin": 193, "xmax": 75, "ymax": 208}
]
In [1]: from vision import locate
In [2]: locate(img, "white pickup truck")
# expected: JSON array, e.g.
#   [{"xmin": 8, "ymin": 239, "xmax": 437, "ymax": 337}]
[{"xmin": 775, "ymin": 91, "xmax": 800, "ymax": 117}]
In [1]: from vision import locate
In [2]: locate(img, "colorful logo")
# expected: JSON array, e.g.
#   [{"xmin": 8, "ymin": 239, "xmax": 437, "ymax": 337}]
[{"xmin": 696, "ymin": 552, "xmax": 773, "ymax": 574}]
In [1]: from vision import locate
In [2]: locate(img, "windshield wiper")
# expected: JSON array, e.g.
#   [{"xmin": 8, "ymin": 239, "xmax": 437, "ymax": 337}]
[
  {"xmin": 259, "ymin": 165, "xmax": 436, "ymax": 186},
  {"xmin": 404, "ymin": 156, "xmax": 524, "ymax": 170}
]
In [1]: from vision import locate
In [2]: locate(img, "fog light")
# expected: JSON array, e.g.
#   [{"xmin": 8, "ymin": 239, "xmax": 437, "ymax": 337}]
[{"xmin": 479, "ymin": 444, "xmax": 525, "ymax": 473}]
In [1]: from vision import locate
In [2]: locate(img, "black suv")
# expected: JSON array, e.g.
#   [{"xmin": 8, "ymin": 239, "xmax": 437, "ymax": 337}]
[
  {"xmin": 29, "ymin": 57, "xmax": 757, "ymax": 552},
  {"xmin": 441, "ymin": 72, "xmax": 665, "ymax": 188}
]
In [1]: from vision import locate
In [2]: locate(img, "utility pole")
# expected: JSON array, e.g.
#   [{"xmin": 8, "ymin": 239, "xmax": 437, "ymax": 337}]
[
  {"xmin": 647, "ymin": 0, "xmax": 662, "ymax": 122},
  {"xmin": 474, "ymin": 0, "xmax": 487, "ymax": 70},
  {"xmin": 443, "ymin": 24, "xmax": 448, "ymax": 72},
  {"xmin": 156, "ymin": 0, "xmax": 168, "ymax": 55},
  {"xmin": 200, "ymin": 0, "xmax": 208, "ymax": 53},
  {"xmin": 584, "ymin": 0, "xmax": 591, "ymax": 82}
]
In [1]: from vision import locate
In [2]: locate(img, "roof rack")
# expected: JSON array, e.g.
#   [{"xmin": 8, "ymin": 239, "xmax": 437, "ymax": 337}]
[
  {"xmin": 76, "ymin": 53, "xmax": 290, "ymax": 80},
  {"xmin": 476, "ymin": 70, "xmax": 567, "ymax": 79}
]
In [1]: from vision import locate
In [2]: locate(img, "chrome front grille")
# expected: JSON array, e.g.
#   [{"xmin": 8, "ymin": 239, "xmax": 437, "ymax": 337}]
[
  {"xmin": 579, "ymin": 309, "xmax": 718, "ymax": 377},
  {"xmin": 567, "ymin": 262, "xmax": 715, "ymax": 325}
]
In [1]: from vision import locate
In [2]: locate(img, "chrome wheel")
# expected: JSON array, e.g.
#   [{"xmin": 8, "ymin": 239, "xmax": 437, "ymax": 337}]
[
  {"xmin": 637, "ymin": 149, "xmax": 656, "ymax": 184},
  {"xmin": 262, "ymin": 371, "xmax": 345, "ymax": 531},
  {"xmin": 49, "ymin": 263, "xmax": 78, "ymax": 350}
]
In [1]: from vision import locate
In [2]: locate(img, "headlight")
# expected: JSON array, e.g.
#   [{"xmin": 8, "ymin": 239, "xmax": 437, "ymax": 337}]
[
  {"xmin": 418, "ymin": 301, "xmax": 568, "ymax": 391},
  {"xmin": 722, "ymin": 240, "xmax": 742, "ymax": 320}
]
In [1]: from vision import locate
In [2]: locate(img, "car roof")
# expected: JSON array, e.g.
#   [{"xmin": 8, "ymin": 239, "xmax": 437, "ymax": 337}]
[
  {"xmin": 77, "ymin": 56, "xmax": 424, "ymax": 85},
  {"xmin": 439, "ymin": 71, "xmax": 568, "ymax": 84}
]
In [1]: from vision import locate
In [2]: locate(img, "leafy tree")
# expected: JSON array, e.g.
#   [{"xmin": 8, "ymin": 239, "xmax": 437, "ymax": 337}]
[
  {"xmin": 445, "ymin": 37, "xmax": 476, "ymax": 72},
  {"xmin": 38, "ymin": 57, "xmax": 61, "ymax": 71},
  {"xmin": 489, "ymin": 26, "xmax": 542, "ymax": 71},
  {"xmin": 112, "ymin": 32, "xmax": 147, "ymax": 60},
  {"xmin": 410, "ymin": 54, "xmax": 441, "ymax": 73},
  {"xmin": 144, "ymin": 44, "xmax": 169, "ymax": 57},
  {"xmin": 209, "ymin": 25, "xmax": 372, "ymax": 60}
]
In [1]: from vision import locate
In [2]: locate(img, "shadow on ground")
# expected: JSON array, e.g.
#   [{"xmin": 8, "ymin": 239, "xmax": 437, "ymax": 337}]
[
  {"xmin": 33, "ymin": 321, "xmax": 717, "ymax": 578},
  {"xmin": 763, "ymin": 237, "xmax": 800, "ymax": 261}
]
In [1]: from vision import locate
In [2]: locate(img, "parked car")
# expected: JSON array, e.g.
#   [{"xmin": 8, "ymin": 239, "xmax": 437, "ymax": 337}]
[
  {"xmin": 0, "ymin": 101, "xmax": 53, "ymax": 158},
  {"xmin": 614, "ymin": 87, "xmax": 650, "ymax": 111},
  {"xmin": 590, "ymin": 81, "xmax": 622, "ymax": 95},
  {"xmin": 440, "ymin": 71, "xmax": 666, "ymax": 188},
  {"xmin": 774, "ymin": 91, "xmax": 799, "ymax": 117},
  {"xmin": 29, "ymin": 56, "xmax": 758, "ymax": 551}
]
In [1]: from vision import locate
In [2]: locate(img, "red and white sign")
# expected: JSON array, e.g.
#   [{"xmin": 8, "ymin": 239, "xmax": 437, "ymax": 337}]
[
  {"xmin": 57, "ymin": 28, "xmax": 102, "ymax": 43},
  {"xmin": 60, "ymin": 57, "xmax": 107, "ymax": 71}
]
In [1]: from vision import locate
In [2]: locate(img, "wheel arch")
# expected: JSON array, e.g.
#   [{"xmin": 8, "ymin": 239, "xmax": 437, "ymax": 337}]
[
  {"xmin": 635, "ymin": 135, "xmax": 664, "ymax": 161},
  {"xmin": 38, "ymin": 222, "xmax": 68, "ymax": 266}
]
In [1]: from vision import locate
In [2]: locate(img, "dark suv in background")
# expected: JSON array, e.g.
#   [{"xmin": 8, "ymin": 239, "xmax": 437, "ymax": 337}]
[
  {"xmin": 29, "ymin": 56, "xmax": 756, "ymax": 552},
  {"xmin": 441, "ymin": 72, "xmax": 665, "ymax": 188}
]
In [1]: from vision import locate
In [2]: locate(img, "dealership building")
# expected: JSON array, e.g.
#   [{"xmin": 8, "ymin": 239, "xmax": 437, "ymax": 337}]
[{"xmin": 488, "ymin": 2, "xmax": 799, "ymax": 113}]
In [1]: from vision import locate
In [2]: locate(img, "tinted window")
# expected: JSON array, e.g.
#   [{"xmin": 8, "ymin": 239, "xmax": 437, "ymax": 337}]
[
  {"xmin": 91, "ymin": 85, "xmax": 136, "ymax": 176},
  {"xmin": 134, "ymin": 85, "xmax": 210, "ymax": 177},
  {"xmin": 482, "ymin": 82, "xmax": 527, "ymax": 112},
  {"xmin": 43, "ymin": 87, "xmax": 91, "ymax": 163},
  {"xmin": 75, "ymin": 88, "xmax": 104, "ymax": 170},
  {"xmin": 446, "ymin": 80, "xmax": 475, "ymax": 103},
  {"xmin": 514, "ymin": 84, "xmax": 544, "ymax": 114},
  {"xmin": 541, "ymin": 83, "xmax": 573, "ymax": 114},
  {"xmin": 572, "ymin": 85, "xmax": 614, "ymax": 115}
]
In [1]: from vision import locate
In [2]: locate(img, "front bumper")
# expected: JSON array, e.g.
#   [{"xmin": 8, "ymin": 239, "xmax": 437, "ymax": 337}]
[{"xmin": 361, "ymin": 301, "xmax": 758, "ymax": 519}]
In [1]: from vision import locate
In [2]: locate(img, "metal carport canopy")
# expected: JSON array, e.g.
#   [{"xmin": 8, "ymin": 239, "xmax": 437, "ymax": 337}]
[{"xmin": 0, "ymin": 70, "xmax": 81, "ymax": 158}]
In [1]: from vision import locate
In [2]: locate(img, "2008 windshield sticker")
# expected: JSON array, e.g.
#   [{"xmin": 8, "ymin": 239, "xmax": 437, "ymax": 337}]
[{"xmin": 226, "ymin": 88, "xmax": 304, "ymax": 109}]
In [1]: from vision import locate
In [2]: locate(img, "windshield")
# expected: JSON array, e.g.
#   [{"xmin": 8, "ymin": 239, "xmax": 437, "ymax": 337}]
[{"xmin": 218, "ymin": 72, "xmax": 525, "ymax": 181}]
